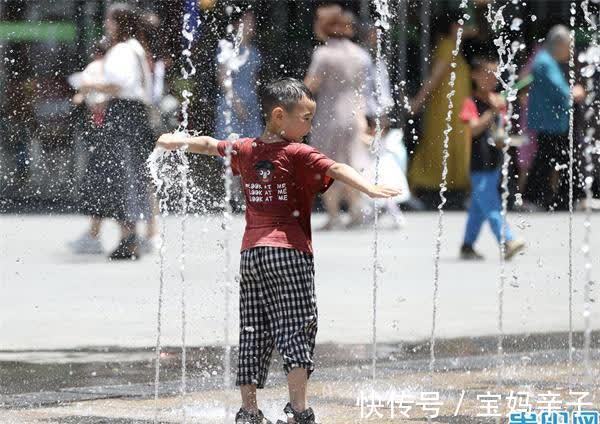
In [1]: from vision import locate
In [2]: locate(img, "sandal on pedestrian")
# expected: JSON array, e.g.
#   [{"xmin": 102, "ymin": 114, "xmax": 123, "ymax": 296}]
[{"xmin": 108, "ymin": 234, "xmax": 140, "ymax": 260}]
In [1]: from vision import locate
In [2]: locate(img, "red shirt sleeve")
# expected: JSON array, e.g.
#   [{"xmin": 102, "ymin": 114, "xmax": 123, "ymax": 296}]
[
  {"xmin": 217, "ymin": 140, "xmax": 241, "ymax": 176},
  {"xmin": 459, "ymin": 97, "xmax": 478, "ymax": 123},
  {"xmin": 294, "ymin": 144, "xmax": 336, "ymax": 194}
]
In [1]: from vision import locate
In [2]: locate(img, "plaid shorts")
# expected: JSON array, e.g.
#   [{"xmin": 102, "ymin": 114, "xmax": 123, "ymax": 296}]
[{"xmin": 236, "ymin": 246, "xmax": 318, "ymax": 389}]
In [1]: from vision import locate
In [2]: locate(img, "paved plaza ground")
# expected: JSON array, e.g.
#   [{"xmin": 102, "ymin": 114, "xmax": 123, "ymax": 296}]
[{"xmin": 1, "ymin": 212, "xmax": 599, "ymax": 348}]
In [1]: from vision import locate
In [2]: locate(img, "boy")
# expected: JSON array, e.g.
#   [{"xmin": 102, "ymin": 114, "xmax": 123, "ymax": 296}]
[
  {"xmin": 458, "ymin": 56, "xmax": 525, "ymax": 260},
  {"xmin": 156, "ymin": 78, "xmax": 400, "ymax": 424}
]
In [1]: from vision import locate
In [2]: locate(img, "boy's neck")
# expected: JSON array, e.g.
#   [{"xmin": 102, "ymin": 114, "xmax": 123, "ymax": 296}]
[{"xmin": 260, "ymin": 128, "xmax": 287, "ymax": 144}]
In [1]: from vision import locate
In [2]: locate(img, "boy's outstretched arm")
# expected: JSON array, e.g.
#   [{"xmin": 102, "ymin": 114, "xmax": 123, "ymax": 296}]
[
  {"xmin": 325, "ymin": 162, "xmax": 401, "ymax": 198},
  {"xmin": 156, "ymin": 133, "xmax": 220, "ymax": 156}
]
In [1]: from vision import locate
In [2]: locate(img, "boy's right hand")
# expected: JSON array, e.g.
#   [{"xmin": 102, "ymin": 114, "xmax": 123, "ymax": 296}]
[
  {"xmin": 156, "ymin": 133, "xmax": 188, "ymax": 151},
  {"xmin": 489, "ymin": 93, "xmax": 506, "ymax": 112},
  {"xmin": 367, "ymin": 185, "xmax": 402, "ymax": 199},
  {"xmin": 573, "ymin": 84, "xmax": 585, "ymax": 103}
]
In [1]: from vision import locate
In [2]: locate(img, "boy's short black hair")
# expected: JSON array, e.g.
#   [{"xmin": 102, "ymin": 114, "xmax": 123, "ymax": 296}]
[
  {"xmin": 470, "ymin": 53, "xmax": 498, "ymax": 72},
  {"xmin": 259, "ymin": 78, "xmax": 315, "ymax": 122}
]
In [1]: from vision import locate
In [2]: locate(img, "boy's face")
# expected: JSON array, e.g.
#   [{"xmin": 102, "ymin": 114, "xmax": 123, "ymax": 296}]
[
  {"xmin": 552, "ymin": 40, "xmax": 570, "ymax": 63},
  {"xmin": 473, "ymin": 62, "xmax": 498, "ymax": 92},
  {"xmin": 275, "ymin": 96, "xmax": 316, "ymax": 142}
]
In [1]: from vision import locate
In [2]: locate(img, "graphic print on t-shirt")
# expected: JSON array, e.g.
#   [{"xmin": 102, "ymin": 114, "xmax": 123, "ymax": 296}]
[
  {"xmin": 254, "ymin": 160, "xmax": 274, "ymax": 183},
  {"xmin": 247, "ymin": 160, "xmax": 288, "ymax": 204}
]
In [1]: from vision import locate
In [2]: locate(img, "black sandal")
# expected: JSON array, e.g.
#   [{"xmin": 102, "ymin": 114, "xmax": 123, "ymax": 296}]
[
  {"xmin": 235, "ymin": 407, "xmax": 272, "ymax": 424},
  {"xmin": 275, "ymin": 402, "xmax": 317, "ymax": 424}
]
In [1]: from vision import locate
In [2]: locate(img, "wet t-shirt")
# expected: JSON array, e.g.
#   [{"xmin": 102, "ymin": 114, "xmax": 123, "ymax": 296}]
[
  {"xmin": 459, "ymin": 97, "xmax": 503, "ymax": 171},
  {"xmin": 217, "ymin": 138, "xmax": 336, "ymax": 254}
]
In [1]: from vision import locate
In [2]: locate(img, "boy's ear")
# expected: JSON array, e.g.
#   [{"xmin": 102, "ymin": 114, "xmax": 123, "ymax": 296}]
[{"xmin": 272, "ymin": 106, "xmax": 285, "ymax": 121}]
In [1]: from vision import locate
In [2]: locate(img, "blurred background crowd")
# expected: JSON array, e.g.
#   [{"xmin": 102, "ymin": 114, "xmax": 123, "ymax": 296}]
[{"xmin": 1, "ymin": 0, "xmax": 599, "ymax": 241}]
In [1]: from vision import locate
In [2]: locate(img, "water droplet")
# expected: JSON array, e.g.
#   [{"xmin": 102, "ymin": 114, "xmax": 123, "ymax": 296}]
[
  {"xmin": 581, "ymin": 65, "xmax": 596, "ymax": 78},
  {"xmin": 554, "ymin": 163, "xmax": 568, "ymax": 171},
  {"xmin": 510, "ymin": 17, "xmax": 523, "ymax": 31},
  {"xmin": 514, "ymin": 193, "xmax": 523, "ymax": 207}
]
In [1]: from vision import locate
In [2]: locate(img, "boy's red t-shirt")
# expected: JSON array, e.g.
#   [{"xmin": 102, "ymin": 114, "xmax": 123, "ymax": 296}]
[{"xmin": 217, "ymin": 138, "xmax": 336, "ymax": 254}]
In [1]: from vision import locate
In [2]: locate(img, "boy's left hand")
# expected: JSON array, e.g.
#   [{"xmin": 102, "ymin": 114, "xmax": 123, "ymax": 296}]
[
  {"xmin": 367, "ymin": 185, "xmax": 402, "ymax": 199},
  {"xmin": 156, "ymin": 133, "xmax": 189, "ymax": 151}
]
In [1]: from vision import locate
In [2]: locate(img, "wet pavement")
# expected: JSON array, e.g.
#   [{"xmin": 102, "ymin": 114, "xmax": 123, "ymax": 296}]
[{"xmin": 0, "ymin": 344, "xmax": 599, "ymax": 423}]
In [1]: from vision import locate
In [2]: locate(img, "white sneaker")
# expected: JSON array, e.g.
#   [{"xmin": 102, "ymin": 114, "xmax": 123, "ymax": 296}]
[
  {"xmin": 505, "ymin": 238, "xmax": 526, "ymax": 260},
  {"xmin": 139, "ymin": 235, "xmax": 161, "ymax": 254},
  {"xmin": 68, "ymin": 233, "xmax": 104, "ymax": 254}
]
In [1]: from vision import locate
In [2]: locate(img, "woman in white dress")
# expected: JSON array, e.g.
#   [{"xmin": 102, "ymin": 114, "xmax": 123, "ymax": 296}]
[
  {"xmin": 74, "ymin": 3, "xmax": 154, "ymax": 260},
  {"xmin": 305, "ymin": 9, "xmax": 372, "ymax": 229}
]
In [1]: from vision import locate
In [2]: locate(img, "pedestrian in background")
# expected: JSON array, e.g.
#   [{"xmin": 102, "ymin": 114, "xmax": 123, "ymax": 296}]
[
  {"xmin": 70, "ymin": 3, "xmax": 154, "ymax": 260},
  {"xmin": 305, "ymin": 8, "xmax": 372, "ymax": 230},
  {"xmin": 458, "ymin": 55, "xmax": 525, "ymax": 260},
  {"xmin": 215, "ymin": 10, "xmax": 263, "ymax": 140},
  {"xmin": 523, "ymin": 25, "xmax": 585, "ymax": 210},
  {"xmin": 408, "ymin": 10, "xmax": 471, "ymax": 205}
]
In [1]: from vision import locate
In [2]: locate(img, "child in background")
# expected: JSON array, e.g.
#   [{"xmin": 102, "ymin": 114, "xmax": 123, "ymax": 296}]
[
  {"xmin": 459, "ymin": 56, "xmax": 525, "ymax": 260},
  {"xmin": 156, "ymin": 78, "xmax": 400, "ymax": 424},
  {"xmin": 364, "ymin": 115, "xmax": 411, "ymax": 228}
]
